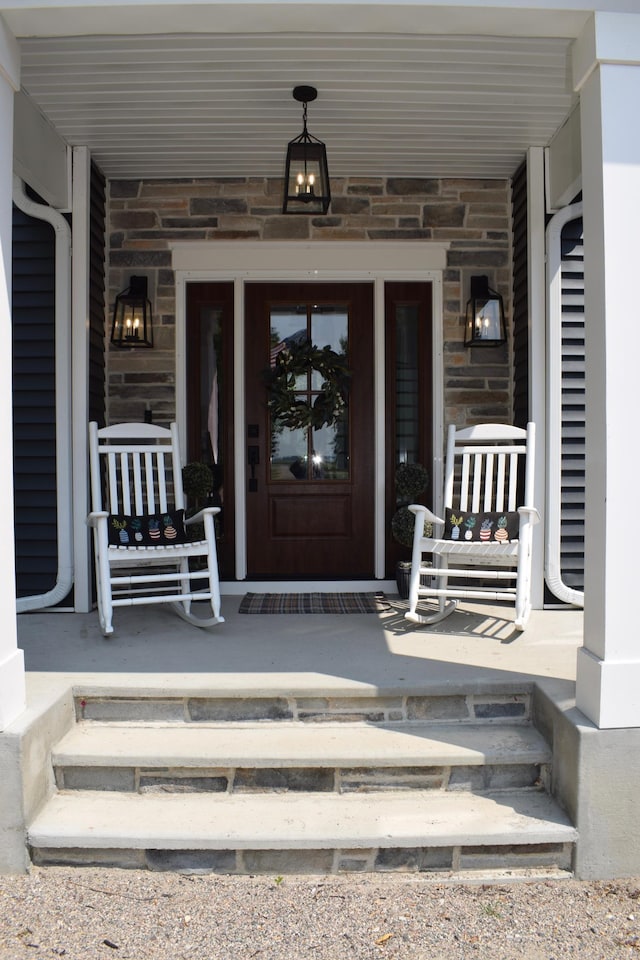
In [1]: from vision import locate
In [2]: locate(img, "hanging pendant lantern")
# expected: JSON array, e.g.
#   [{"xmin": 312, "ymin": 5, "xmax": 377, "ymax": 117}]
[
  {"xmin": 283, "ymin": 85, "xmax": 331, "ymax": 215},
  {"xmin": 110, "ymin": 275, "xmax": 154, "ymax": 348}
]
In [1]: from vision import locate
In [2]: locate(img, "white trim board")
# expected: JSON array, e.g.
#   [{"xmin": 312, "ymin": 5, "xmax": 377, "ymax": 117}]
[
  {"xmin": 171, "ymin": 240, "xmax": 449, "ymax": 276},
  {"xmin": 220, "ymin": 580, "xmax": 398, "ymax": 596}
]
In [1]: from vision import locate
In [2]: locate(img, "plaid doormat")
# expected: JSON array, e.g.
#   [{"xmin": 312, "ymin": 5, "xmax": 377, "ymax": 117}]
[{"xmin": 238, "ymin": 592, "xmax": 385, "ymax": 614}]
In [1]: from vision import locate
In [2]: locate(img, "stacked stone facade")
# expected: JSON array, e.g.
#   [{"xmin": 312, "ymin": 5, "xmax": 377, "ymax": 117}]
[{"xmin": 107, "ymin": 176, "xmax": 512, "ymax": 426}]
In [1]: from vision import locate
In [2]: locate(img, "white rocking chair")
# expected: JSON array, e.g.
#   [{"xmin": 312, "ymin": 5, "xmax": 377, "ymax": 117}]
[
  {"xmin": 405, "ymin": 422, "xmax": 539, "ymax": 631},
  {"xmin": 87, "ymin": 421, "xmax": 224, "ymax": 636}
]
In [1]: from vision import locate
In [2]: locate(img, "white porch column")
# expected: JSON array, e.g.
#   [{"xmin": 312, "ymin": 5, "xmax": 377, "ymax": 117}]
[
  {"xmin": 0, "ymin": 16, "xmax": 25, "ymax": 730},
  {"xmin": 574, "ymin": 14, "xmax": 640, "ymax": 728}
]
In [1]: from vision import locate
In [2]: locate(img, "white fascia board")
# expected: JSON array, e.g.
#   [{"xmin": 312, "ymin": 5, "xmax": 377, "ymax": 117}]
[
  {"xmin": 1, "ymin": 2, "xmax": 591, "ymax": 41},
  {"xmin": 13, "ymin": 89, "xmax": 70, "ymax": 209}
]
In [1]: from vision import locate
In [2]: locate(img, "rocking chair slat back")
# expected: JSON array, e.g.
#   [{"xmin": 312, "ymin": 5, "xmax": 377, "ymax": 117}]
[
  {"xmin": 453, "ymin": 442, "xmax": 528, "ymax": 515},
  {"xmin": 92, "ymin": 424, "xmax": 184, "ymax": 518}
]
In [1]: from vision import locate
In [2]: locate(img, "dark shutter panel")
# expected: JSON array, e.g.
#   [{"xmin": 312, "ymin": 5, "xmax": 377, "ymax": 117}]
[
  {"xmin": 89, "ymin": 162, "xmax": 106, "ymax": 426},
  {"xmin": 559, "ymin": 217, "xmax": 585, "ymax": 591},
  {"xmin": 511, "ymin": 161, "xmax": 529, "ymax": 428},
  {"xmin": 12, "ymin": 199, "xmax": 58, "ymax": 598}
]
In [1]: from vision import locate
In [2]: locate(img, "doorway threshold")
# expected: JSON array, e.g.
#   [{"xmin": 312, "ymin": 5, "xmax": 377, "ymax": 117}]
[{"xmin": 220, "ymin": 580, "xmax": 397, "ymax": 595}]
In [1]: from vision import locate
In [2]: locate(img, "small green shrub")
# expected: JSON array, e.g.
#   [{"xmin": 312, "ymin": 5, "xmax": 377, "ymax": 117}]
[
  {"xmin": 392, "ymin": 462, "xmax": 429, "ymax": 548},
  {"xmin": 182, "ymin": 462, "xmax": 214, "ymax": 501},
  {"xmin": 391, "ymin": 506, "xmax": 416, "ymax": 548},
  {"xmin": 395, "ymin": 462, "xmax": 429, "ymax": 502},
  {"xmin": 392, "ymin": 506, "xmax": 432, "ymax": 547}
]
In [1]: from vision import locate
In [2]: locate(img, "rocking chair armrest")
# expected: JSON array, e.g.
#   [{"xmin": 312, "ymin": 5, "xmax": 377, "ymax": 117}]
[
  {"xmin": 408, "ymin": 504, "xmax": 445, "ymax": 525},
  {"xmin": 185, "ymin": 505, "xmax": 221, "ymax": 526},
  {"xmin": 86, "ymin": 510, "xmax": 109, "ymax": 527},
  {"xmin": 517, "ymin": 505, "xmax": 541, "ymax": 525}
]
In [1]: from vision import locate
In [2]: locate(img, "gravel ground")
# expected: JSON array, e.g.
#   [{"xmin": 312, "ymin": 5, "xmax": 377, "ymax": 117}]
[{"xmin": 1, "ymin": 869, "xmax": 640, "ymax": 960}]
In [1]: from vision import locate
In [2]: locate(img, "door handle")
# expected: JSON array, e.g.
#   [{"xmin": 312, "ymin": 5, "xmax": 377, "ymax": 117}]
[
  {"xmin": 248, "ymin": 445, "xmax": 260, "ymax": 491},
  {"xmin": 248, "ymin": 445, "xmax": 260, "ymax": 471}
]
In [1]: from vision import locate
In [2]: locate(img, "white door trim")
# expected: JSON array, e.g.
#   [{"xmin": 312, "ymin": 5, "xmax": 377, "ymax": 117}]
[{"xmin": 173, "ymin": 240, "xmax": 446, "ymax": 583}]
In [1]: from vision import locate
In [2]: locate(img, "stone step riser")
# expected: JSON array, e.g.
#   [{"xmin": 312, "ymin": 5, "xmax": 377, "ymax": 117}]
[
  {"xmin": 55, "ymin": 761, "xmax": 548, "ymax": 794},
  {"xmin": 32, "ymin": 690, "xmax": 573, "ymax": 879},
  {"xmin": 75, "ymin": 692, "xmax": 532, "ymax": 725},
  {"xmin": 30, "ymin": 840, "xmax": 574, "ymax": 876}
]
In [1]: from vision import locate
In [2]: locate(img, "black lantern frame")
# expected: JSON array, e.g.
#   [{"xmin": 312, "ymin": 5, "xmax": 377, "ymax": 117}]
[
  {"xmin": 111, "ymin": 275, "xmax": 153, "ymax": 348},
  {"xmin": 283, "ymin": 85, "xmax": 331, "ymax": 215},
  {"xmin": 464, "ymin": 275, "xmax": 507, "ymax": 347}
]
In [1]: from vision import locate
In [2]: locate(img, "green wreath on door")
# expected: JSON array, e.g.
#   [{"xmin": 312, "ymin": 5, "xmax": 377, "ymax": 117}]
[{"xmin": 263, "ymin": 340, "xmax": 351, "ymax": 431}]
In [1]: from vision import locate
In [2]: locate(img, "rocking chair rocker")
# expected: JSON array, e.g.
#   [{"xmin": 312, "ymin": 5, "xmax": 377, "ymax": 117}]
[
  {"xmin": 87, "ymin": 421, "xmax": 224, "ymax": 636},
  {"xmin": 405, "ymin": 422, "xmax": 538, "ymax": 631}
]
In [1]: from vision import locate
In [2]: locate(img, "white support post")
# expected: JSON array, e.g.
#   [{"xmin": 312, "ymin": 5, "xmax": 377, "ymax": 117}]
[
  {"xmin": 0, "ymin": 16, "xmax": 25, "ymax": 730},
  {"xmin": 573, "ymin": 14, "xmax": 640, "ymax": 728},
  {"xmin": 526, "ymin": 146, "xmax": 546, "ymax": 611}
]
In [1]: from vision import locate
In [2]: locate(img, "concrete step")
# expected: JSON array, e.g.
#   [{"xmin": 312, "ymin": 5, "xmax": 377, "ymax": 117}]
[
  {"xmin": 28, "ymin": 788, "xmax": 577, "ymax": 876},
  {"xmin": 52, "ymin": 721, "xmax": 550, "ymax": 794}
]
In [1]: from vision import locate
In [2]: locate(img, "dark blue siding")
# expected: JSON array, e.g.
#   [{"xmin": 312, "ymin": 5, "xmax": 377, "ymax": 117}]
[{"xmin": 12, "ymin": 202, "xmax": 58, "ymax": 598}]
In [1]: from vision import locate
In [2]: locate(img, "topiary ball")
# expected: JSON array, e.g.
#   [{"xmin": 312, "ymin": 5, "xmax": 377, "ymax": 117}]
[
  {"xmin": 391, "ymin": 506, "xmax": 417, "ymax": 548},
  {"xmin": 391, "ymin": 507, "xmax": 433, "ymax": 548},
  {"xmin": 182, "ymin": 462, "xmax": 214, "ymax": 500},
  {"xmin": 395, "ymin": 462, "xmax": 429, "ymax": 502}
]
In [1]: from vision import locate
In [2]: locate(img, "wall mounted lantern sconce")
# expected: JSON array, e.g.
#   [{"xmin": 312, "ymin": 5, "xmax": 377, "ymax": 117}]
[
  {"xmin": 282, "ymin": 85, "xmax": 331, "ymax": 215},
  {"xmin": 110, "ymin": 275, "xmax": 153, "ymax": 348},
  {"xmin": 464, "ymin": 275, "xmax": 507, "ymax": 346}
]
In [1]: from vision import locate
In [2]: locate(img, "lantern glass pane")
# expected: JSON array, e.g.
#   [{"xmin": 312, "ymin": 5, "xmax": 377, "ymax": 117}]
[
  {"xmin": 112, "ymin": 295, "xmax": 153, "ymax": 347},
  {"xmin": 283, "ymin": 139, "xmax": 330, "ymax": 214},
  {"xmin": 473, "ymin": 297, "xmax": 502, "ymax": 341}
]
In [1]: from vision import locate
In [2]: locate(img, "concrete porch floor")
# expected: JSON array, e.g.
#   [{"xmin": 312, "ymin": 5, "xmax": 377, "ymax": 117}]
[{"xmin": 17, "ymin": 595, "xmax": 584, "ymax": 705}]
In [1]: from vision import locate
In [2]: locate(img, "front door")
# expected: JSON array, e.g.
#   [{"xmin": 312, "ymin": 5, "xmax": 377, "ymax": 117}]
[{"xmin": 245, "ymin": 282, "xmax": 375, "ymax": 579}]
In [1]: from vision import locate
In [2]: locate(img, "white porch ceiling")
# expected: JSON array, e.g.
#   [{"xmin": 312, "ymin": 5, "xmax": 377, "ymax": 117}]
[{"xmin": 10, "ymin": 9, "xmax": 580, "ymax": 181}]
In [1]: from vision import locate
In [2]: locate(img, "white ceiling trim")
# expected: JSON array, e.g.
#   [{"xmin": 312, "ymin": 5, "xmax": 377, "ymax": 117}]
[
  {"xmin": 15, "ymin": 28, "xmax": 578, "ymax": 179},
  {"xmin": 2, "ymin": 3, "xmax": 594, "ymax": 41}
]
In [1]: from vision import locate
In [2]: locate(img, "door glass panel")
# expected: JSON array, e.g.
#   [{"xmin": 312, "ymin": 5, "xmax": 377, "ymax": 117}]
[
  {"xmin": 312, "ymin": 420, "xmax": 349, "ymax": 479},
  {"xmin": 197, "ymin": 307, "xmax": 223, "ymax": 463},
  {"xmin": 395, "ymin": 303, "xmax": 420, "ymax": 464},
  {"xmin": 269, "ymin": 306, "xmax": 308, "ymax": 390},
  {"xmin": 269, "ymin": 302, "xmax": 350, "ymax": 481},
  {"xmin": 270, "ymin": 422, "xmax": 308, "ymax": 480},
  {"xmin": 310, "ymin": 305, "xmax": 348, "ymax": 389}
]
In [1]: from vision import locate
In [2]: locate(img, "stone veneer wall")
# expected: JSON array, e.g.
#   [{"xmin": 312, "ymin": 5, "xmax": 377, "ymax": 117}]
[{"xmin": 107, "ymin": 176, "xmax": 512, "ymax": 426}]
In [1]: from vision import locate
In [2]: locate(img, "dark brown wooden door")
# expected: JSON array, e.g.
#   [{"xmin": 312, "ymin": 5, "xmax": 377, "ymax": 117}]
[{"xmin": 245, "ymin": 282, "xmax": 374, "ymax": 578}]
